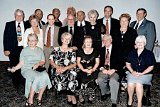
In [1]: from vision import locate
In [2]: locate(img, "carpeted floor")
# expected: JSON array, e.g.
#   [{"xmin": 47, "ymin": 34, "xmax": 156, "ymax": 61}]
[{"xmin": 0, "ymin": 62, "xmax": 160, "ymax": 107}]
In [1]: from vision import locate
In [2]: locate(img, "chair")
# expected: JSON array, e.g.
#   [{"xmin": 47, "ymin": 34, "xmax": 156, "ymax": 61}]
[{"xmin": 142, "ymin": 84, "xmax": 152, "ymax": 107}]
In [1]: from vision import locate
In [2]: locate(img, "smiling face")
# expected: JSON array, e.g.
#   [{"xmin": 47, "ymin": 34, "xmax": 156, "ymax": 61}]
[
  {"xmin": 136, "ymin": 10, "xmax": 146, "ymax": 21},
  {"xmin": 83, "ymin": 37, "xmax": 92, "ymax": 48},
  {"xmin": 67, "ymin": 15, "xmax": 75, "ymax": 26},
  {"xmin": 15, "ymin": 11, "xmax": 24, "ymax": 22},
  {"xmin": 103, "ymin": 36, "xmax": 112, "ymax": 48},
  {"xmin": 31, "ymin": 18, "xmax": 38, "ymax": 27},
  {"xmin": 120, "ymin": 17, "xmax": 129, "ymax": 28},
  {"xmin": 89, "ymin": 14, "xmax": 97, "ymax": 23},
  {"xmin": 61, "ymin": 34, "xmax": 72, "ymax": 45},
  {"xmin": 77, "ymin": 11, "xmax": 85, "ymax": 22},
  {"xmin": 47, "ymin": 15, "xmax": 55, "ymax": 26},
  {"xmin": 104, "ymin": 7, "xmax": 112, "ymax": 19},
  {"xmin": 136, "ymin": 39, "xmax": 145, "ymax": 49},
  {"xmin": 27, "ymin": 35, "xmax": 38, "ymax": 48}
]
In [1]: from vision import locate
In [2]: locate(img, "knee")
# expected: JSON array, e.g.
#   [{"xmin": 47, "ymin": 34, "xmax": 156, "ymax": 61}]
[{"xmin": 97, "ymin": 77, "xmax": 103, "ymax": 84}]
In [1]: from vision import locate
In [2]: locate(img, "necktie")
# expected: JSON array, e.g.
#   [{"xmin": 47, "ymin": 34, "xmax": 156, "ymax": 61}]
[
  {"xmin": 69, "ymin": 27, "xmax": 73, "ymax": 35},
  {"xmin": 80, "ymin": 22, "xmax": 83, "ymax": 27},
  {"xmin": 106, "ymin": 20, "xmax": 109, "ymax": 34},
  {"xmin": 135, "ymin": 22, "xmax": 139, "ymax": 30},
  {"xmin": 105, "ymin": 49, "xmax": 110, "ymax": 67},
  {"xmin": 17, "ymin": 23, "xmax": 22, "ymax": 42},
  {"xmin": 46, "ymin": 27, "xmax": 51, "ymax": 47}
]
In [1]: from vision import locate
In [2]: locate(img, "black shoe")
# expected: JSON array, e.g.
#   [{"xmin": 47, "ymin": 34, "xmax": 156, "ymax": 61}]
[
  {"xmin": 112, "ymin": 103, "xmax": 117, "ymax": 107},
  {"xmin": 101, "ymin": 95, "xmax": 107, "ymax": 101},
  {"xmin": 127, "ymin": 104, "xmax": 132, "ymax": 107},
  {"xmin": 72, "ymin": 103, "xmax": 77, "ymax": 107}
]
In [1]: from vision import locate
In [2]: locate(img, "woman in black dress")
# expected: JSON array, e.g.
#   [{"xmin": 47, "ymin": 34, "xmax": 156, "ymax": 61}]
[
  {"xmin": 85, "ymin": 9, "xmax": 105, "ymax": 51},
  {"xmin": 77, "ymin": 36, "xmax": 100, "ymax": 104}
]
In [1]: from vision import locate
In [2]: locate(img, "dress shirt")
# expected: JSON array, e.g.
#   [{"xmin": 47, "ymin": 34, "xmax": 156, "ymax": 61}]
[
  {"xmin": 103, "ymin": 17, "xmax": 111, "ymax": 34},
  {"xmin": 77, "ymin": 20, "xmax": 85, "ymax": 27},
  {"xmin": 16, "ymin": 21, "xmax": 25, "ymax": 46},
  {"xmin": 45, "ymin": 25, "xmax": 54, "ymax": 46},
  {"xmin": 134, "ymin": 18, "xmax": 144, "ymax": 29}
]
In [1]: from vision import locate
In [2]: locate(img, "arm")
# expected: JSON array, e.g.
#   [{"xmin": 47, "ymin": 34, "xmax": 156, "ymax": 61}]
[
  {"xmin": 32, "ymin": 60, "xmax": 45, "ymax": 70},
  {"xmin": 126, "ymin": 62, "xmax": 137, "ymax": 76},
  {"xmin": 91, "ymin": 57, "xmax": 100, "ymax": 73},
  {"xmin": 77, "ymin": 57, "xmax": 87, "ymax": 73},
  {"xmin": 11, "ymin": 61, "xmax": 24, "ymax": 72},
  {"xmin": 141, "ymin": 66, "xmax": 154, "ymax": 75}
]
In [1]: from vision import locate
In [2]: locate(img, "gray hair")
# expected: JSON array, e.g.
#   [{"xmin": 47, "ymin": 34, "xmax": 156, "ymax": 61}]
[
  {"xmin": 88, "ymin": 9, "xmax": 99, "ymax": 19},
  {"xmin": 27, "ymin": 33, "xmax": 38, "ymax": 42},
  {"xmin": 14, "ymin": 9, "xmax": 25, "ymax": 18},
  {"xmin": 102, "ymin": 34, "xmax": 112, "ymax": 40},
  {"xmin": 135, "ymin": 35, "xmax": 146, "ymax": 45},
  {"xmin": 61, "ymin": 32, "xmax": 72, "ymax": 41}
]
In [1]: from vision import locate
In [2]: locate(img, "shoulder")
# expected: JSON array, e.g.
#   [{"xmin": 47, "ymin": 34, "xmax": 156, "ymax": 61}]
[{"xmin": 53, "ymin": 47, "xmax": 59, "ymax": 51}]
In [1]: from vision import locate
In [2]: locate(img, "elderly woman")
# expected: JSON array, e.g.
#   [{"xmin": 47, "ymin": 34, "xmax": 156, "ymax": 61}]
[
  {"xmin": 24, "ymin": 14, "xmax": 43, "ymax": 49},
  {"xmin": 50, "ymin": 32, "xmax": 78, "ymax": 106},
  {"xmin": 77, "ymin": 36, "xmax": 99, "ymax": 104},
  {"xmin": 112, "ymin": 13, "xmax": 138, "ymax": 79},
  {"xmin": 9, "ymin": 34, "xmax": 52, "ymax": 106},
  {"xmin": 126, "ymin": 35, "xmax": 156, "ymax": 107},
  {"xmin": 85, "ymin": 9, "xmax": 105, "ymax": 51}
]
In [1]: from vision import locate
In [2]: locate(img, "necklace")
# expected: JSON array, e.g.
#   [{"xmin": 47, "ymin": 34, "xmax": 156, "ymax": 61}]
[{"xmin": 137, "ymin": 57, "xmax": 142, "ymax": 66}]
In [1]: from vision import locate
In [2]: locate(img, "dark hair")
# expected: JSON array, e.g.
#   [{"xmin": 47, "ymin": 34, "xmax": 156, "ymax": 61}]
[
  {"xmin": 104, "ymin": 5, "xmax": 113, "ymax": 12},
  {"xmin": 47, "ymin": 14, "xmax": 55, "ymax": 19},
  {"xmin": 34, "ymin": 9, "xmax": 43, "ymax": 14},
  {"xmin": 136, "ymin": 8, "xmax": 147, "ymax": 17}
]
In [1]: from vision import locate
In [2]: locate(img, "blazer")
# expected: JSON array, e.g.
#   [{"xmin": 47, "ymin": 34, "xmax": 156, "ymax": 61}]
[
  {"xmin": 97, "ymin": 17, "xmax": 120, "ymax": 36},
  {"xmin": 130, "ymin": 18, "xmax": 156, "ymax": 51},
  {"xmin": 42, "ymin": 24, "xmax": 60, "ymax": 47},
  {"xmin": 3, "ymin": 20, "xmax": 27, "ymax": 55},
  {"xmin": 99, "ymin": 46, "xmax": 122, "ymax": 75}
]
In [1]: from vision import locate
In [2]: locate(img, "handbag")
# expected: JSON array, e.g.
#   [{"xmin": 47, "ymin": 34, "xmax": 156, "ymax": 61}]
[{"xmin": 34, "ymin": 66, "xmax": 46, "ymax": 72}]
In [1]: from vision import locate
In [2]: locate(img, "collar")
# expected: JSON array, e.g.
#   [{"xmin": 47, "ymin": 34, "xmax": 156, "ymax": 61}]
[
  {"xmin": 136, "ymin": 18, "xmax": 144, "ymax": 26},
  {"xmin": 77, "ymin": 20, "xmax": 85, "ymax": 26}
]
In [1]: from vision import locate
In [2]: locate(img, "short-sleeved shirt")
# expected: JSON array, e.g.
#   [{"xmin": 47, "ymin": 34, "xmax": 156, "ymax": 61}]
[
  {"xmin": 126, "ymin": 48, "xmax": 156, "ymax": 74},
  {"xmin": 77, "ymin": 48, "xmax": 99, "ymax": 69}
]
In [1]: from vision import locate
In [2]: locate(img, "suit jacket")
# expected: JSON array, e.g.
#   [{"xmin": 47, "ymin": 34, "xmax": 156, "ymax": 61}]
[
  {"xmin": 74, "ymin": 21, "xmax": 90, "ymax": 49},
  {"xmin": 42, "ymin": 24, "xmax": 60, "ymax": 47},
  {"xmin": 99, "ymin": 46, "xmax": 122, "ymax": 75},
  {"xmin": 97, "ymin": 17, "xmax": 120, "ymax": 36},
  {"xmin": 58, "ymin": 25, "xmax": 78, "ymax": 46},
  {"xmin": 3, "ymin": 20, "xmax": 27, "ymax": 55},
  {"xmin": 130, "ymin": 18, "xmax": 156, "ymax": 51}
]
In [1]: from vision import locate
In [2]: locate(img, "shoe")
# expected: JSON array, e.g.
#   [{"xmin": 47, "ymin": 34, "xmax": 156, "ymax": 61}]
[
  {"xmin": 127, "ymin": 104, "xmax": 132, "ymax": 107},
  {"xmin": 79, "ymin": 96, "xmax": 85, "ymax": 104},
  {"xmin": 67, "ymin": 101, "xmax": 72, "ymax": 105},
  {"xmin": 101, "ymin": 95, "xmax": 107, "ymax": 101},
  {"xmin": 112, "ymin": 103, "xmax": 117, "ymax": 107},
  {"xmin": 72, "ymin": 103, "xmax": 77, "ymax": 107},
  {"xmin": 25, "ymin": 101, "xmax": 34, "ymax": 107},
  {"xmin": 37, "ymin": 100, "xmax": 42, "ymax": 106}
]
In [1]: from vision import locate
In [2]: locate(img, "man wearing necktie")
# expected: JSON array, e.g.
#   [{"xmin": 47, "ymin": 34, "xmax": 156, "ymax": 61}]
[
  {"xmin": 130, "ymin": 8, "xmax": 156, "ymax": 51},
  {"xmin": 97, "ymin": 34, "xmax": 121, "ymax": 107},
  {"xmin": 58, "ymin": 14, "xmax": 77, "ymax": 50},
  {"xmin": 97, "ymin": 5, "xmax": 120, "ymax": 36},
  {"xmin": 42, "ymin": 14, "xmax": 59, "ymax": 72},
  {"xmin": 3, "ymin": 9, "xmax": 27, "ymax": 92}
]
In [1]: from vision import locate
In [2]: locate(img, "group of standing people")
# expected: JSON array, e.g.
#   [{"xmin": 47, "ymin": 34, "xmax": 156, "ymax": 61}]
[{"xmin": 3, "ymin": 5, "xmax": 156, "ymax": 107}]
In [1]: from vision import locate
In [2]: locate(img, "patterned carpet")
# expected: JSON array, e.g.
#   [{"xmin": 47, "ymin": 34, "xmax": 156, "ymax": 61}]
[{"xmin": 0, "ymin": 62, "xmax": 160, "ymax": 107}]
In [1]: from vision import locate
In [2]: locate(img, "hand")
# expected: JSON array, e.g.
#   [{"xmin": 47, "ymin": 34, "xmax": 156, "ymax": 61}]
[
  {"xmin": 4, "ymin": 51, "xmax": 10, "ymax": 56},
  {"xmin": 131, "ymin": 71, "xmax": 139, "ymax": 77},
  {"xmin": 8, "ymin": 67, "xmax": 16, "ymax": 73},
  {"xmin": 102, "ymin": 69, "xmax": 109, "ymax": 74},
  {"xmin": 32, "ymin": 63, "xmax": 39, "ymax": 70},
  {"xmin": 108, "ymin": 69, "xmax": 116, "ymax": 75},
  {"xmin": 70, "ymin": 46, "xmax": 78, "ymax": 51}
]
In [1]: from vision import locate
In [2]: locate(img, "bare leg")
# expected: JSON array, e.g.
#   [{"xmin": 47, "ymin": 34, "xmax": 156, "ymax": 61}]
[
  {"xmin": 127, "ymin": 83, "xmax": 135, "ymax": 105},
  {"xmin": 28, "ymin": 87, "xmax": 35, "ymax": 104},
  {"xmin": 71, "ymin": 95, "xmax": 77, "ymax": 104},
  {"xmin": 67, "ymin": 95, "xmax": 72, "ymax": 102},
  {"xmin": 38, "ymin": 86, "xmax": 46, "ymax": 100},
  {"xmin": 136, "ymin": 83, "xmax": 143, "ymax": 107}
]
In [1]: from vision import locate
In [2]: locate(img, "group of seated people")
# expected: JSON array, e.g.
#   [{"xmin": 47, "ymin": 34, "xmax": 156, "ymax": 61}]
[
  {"xmin": 5, "ymin": 5, "xmax": 156, "ymax": 107},
  {"xmin": 9, "ymin": 32, "xmax": 155, "ymax": 107}
]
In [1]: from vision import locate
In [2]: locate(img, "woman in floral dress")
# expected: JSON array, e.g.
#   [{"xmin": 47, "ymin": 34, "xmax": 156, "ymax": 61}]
[{"xmin": 50, "ymin": 32, "xmax": 78, "ymax": 106}]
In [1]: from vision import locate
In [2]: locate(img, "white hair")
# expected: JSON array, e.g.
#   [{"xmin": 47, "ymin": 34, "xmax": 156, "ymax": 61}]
[{"xmin": 135, "ymin": 35, "xmax": 146, "ymax": 45}]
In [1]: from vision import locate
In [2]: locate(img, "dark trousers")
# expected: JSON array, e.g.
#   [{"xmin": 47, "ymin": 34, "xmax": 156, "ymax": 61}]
[{"xmin": 9, "ymin": 46, "xmax": 25, "ymax": 88}]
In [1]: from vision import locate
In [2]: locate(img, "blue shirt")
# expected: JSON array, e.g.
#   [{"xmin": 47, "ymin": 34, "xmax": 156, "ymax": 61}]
[{"xmin": 127, "ymin": 48, "xmax": 156, "ymax": 74}]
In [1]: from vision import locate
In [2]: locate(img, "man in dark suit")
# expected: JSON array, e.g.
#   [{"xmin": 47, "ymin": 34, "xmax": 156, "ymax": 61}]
[
  {"xmin": 130, "ymin": 8, "xmax": 156, "ymax": 51},
  {"xmin": 97, "ymin": 34, "xmax": 122, "ymax": 107},
  {"xmin": 74, "ymin": 10, "xmax": 90, "ymax": 49},
  {"xmin": 97, "ymin": 5, "xmax": 120, "ymax": 36},
  {"xmin": 3, "ymin": 9, "xmax": 27, "ymax": 92},
  {"xmin": 42, "ymin": 14, "xmax": 59, "ymax": 72},
  {"xmin": 58, "ymin": 14, "xmax": 77, "ymax": 50},
  {"xmin": 25, "ymin": 9, "xmax": 45, "ymax": 29}
]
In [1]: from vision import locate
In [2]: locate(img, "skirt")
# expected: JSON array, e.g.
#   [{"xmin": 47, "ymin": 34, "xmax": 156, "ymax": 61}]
[{"xmin": 126, "ymin": 71, "xmax": 153, "ymax": 85}]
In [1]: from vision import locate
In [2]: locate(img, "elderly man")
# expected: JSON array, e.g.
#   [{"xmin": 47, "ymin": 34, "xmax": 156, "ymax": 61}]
[
  {"xmin": 3, "ymin": 9, "xmax": 27, "ymax": 92},
  {"xmin": 97, "ymin": 34, "xmax": 122, "ymax": 107},
  {"xmin": 130, "ymin": 8, "xmax": 156, "ymax": 51}
]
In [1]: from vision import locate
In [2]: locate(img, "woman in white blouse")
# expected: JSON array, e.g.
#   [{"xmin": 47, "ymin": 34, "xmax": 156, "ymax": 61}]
[{"xmin": 24, "ymin": 14, "xmax": 43, "ymax": 49}]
